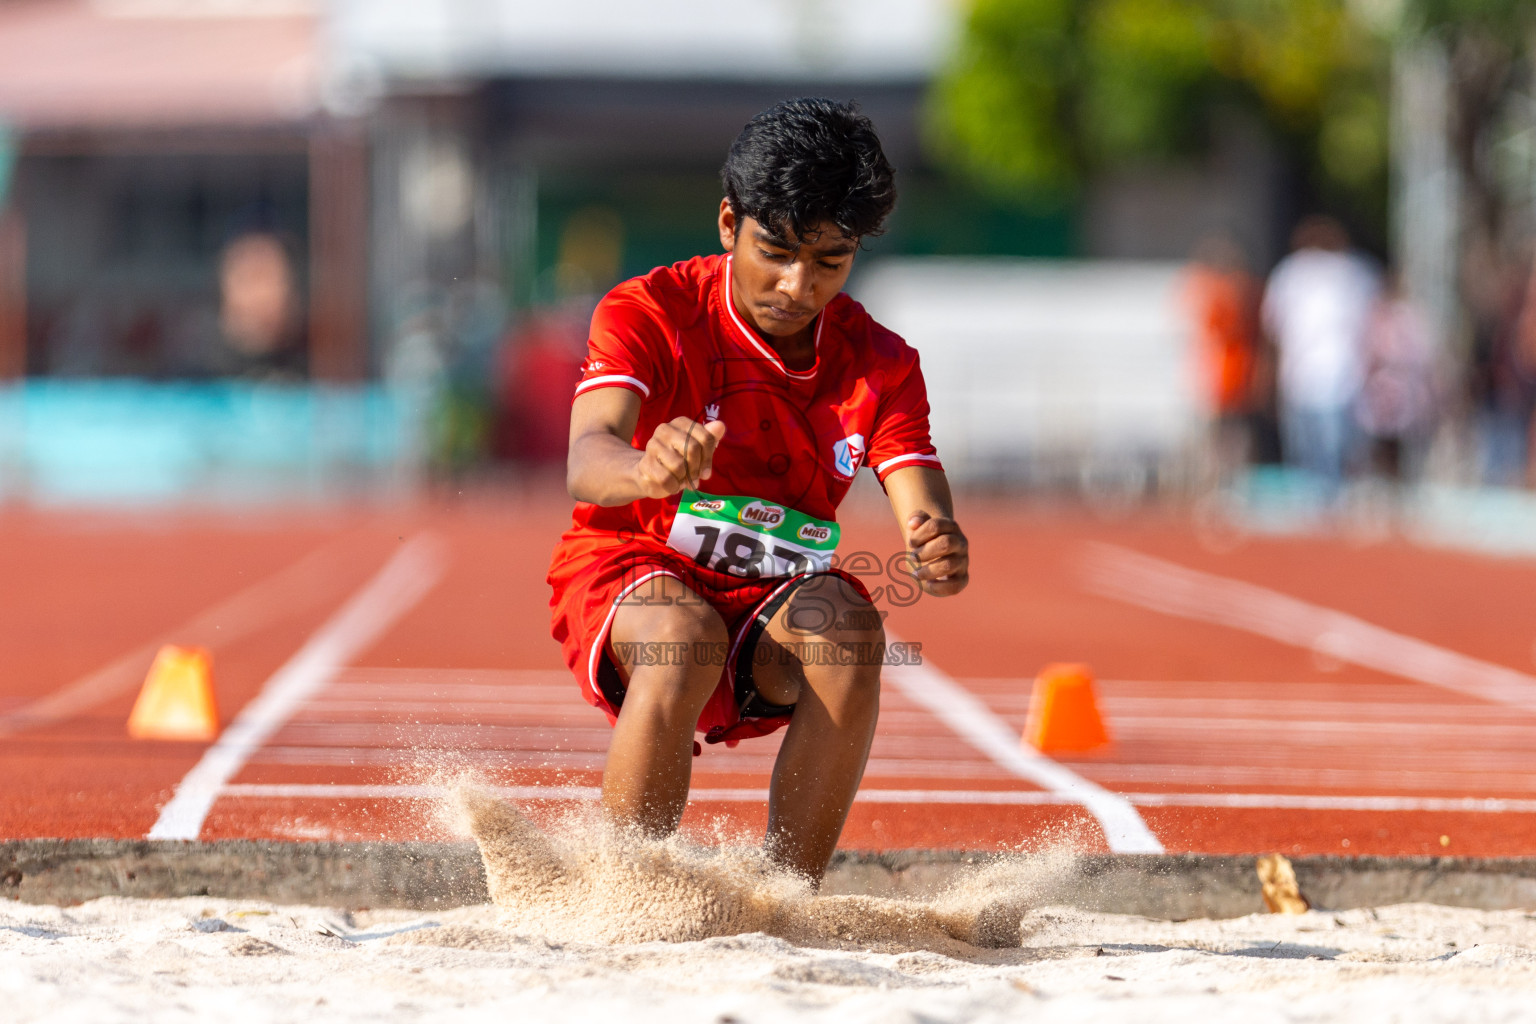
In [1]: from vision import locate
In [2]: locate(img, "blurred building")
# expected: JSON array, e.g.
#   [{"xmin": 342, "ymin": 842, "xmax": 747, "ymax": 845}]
[
  {"xmin": 0, "ymin": 0, "xmax": 385, "ymax": 502},
  {"xmin": 855, "ymin": 259, "xmax": 1201, "ymax": 491},
  {"xmin": 338, "ymin": 0, "xmax": 995, "ymax": 475},
  {"xmin": 0, "ymin": 0, "xmax": 1252, "ymax": 499},
  {"xmin": 0, "ymin": 0, "xmax": 366, "ymax": 381},
  {"xmin": 334, "ymin": 0, "xmax": 1023, "ymax": 376}
]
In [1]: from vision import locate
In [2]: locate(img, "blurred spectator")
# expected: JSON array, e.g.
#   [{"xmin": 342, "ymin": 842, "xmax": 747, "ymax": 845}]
[
  {"xmin": 431, "ymin": 275, "xmax": 509, "ymax": 478},
  {"xmin": 1356, "ymin": 272, "xmax": 1441, "ymax": 483},
  {"xmin": 162, "ymin": 231, "xmax": 307, "ymax": 379},
  {"xmin": 214, "ymin": 232, "xmax": 305, "ymax": 378},
  {"xmin": 491, "ymin": 206, "xmax": 623, "ymax": 468},
  {"xmin": 1470, "ymin": 242, "xmax": 1536, "ymax": 488},
  {"xmin": 1517, "ymin": 265, "xmax": 1536, "ymax": 487},
  {"xmin": 492, "ymin": 303, "xmax": 588, "ymax": 466},
  {"xmin": 220, "ymin": 234, "xmax": 294, "ymax": 355},
  {"xmin": 1182, "ymin": 232, "xmax": 1259, "ymax": 489},
  {"xmin": 1261, "ymin": 216, "xmax": 1379, "ymax": 495}
]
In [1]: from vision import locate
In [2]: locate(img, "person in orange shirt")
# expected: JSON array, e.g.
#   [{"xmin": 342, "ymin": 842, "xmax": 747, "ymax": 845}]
[{"xmin": 1183, "ymin": 233, "xmax": 1260, "ymax": 489}]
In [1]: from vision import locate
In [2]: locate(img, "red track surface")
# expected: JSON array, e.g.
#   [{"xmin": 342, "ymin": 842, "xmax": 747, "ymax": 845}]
[{"xmin": 5, "ymin": 489, "xmax": 1536, "ymax": 857}]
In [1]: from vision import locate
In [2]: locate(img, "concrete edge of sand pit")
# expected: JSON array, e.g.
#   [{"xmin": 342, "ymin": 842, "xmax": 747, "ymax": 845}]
[{"xmin": 4, "ymin": 840, "xmax": 1536, "ymax": 919}]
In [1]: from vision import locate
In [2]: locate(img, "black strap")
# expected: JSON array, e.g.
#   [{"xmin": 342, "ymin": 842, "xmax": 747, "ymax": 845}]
[{"xmin": 733, "ymin": 574, "xmax": 819, "ymax": 719}]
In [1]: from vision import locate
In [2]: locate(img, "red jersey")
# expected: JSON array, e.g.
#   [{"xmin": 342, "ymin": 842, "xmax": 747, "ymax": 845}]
[
  {"xmin": 547, "ymin": 253, "xmax": 938, "ymax": 742},
  {"xmin": 559, "ymin": 252, "xmax": 940, "ymax": 558}
]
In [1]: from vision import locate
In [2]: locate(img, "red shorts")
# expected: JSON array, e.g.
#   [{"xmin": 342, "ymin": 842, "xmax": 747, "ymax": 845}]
[{"xmin": 547, "ymin": 531, "xmax": 868, "ymax": 748}]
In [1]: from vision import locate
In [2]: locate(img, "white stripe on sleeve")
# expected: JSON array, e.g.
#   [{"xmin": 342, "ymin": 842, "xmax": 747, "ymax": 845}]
[
  {"xmin": 574, "ymin": 374, "xmax": 651, "ymax": 398},
  {"xmin": 874, "ymin": 452, "xmax": 943, "ymax": 474}
]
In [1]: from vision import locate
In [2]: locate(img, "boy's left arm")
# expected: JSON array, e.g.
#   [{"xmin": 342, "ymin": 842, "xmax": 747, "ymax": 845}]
[{"xmin": 881, "ymin": 466, "xmax": 969, "ymax": 597}]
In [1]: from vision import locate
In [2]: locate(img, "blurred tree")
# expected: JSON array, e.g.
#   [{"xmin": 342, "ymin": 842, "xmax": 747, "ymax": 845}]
[
  {"xmin": 1411, "ymin": 1, "xmax": 1536, "ymax": 269},
  {"xmin": 937, "ymin": 0, "xmax": 1536, "ymax": 437},
  {"xmin": 932, "ymin": 0, "xmax": 1393, "ymax": 228},
  {"xmin": 1398, "ymin": 1, "xmax": 1536, "ymax": 424}
]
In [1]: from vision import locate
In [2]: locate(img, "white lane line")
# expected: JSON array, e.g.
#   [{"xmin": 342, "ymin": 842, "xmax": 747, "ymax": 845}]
[
  {"xmin": 960, "ymin": 677, "xmax": 1450, "ymax": 689},
  {"xmin": 1090, "ymin": 717, "xmax": 1536, "ymax": 742},
  {"xmin": 0, "ymin": 533, "xmax": 366, "ymax": 737},
  {"xmin": 1072, "ymin": 747, "xmax": 1536, "ymax": 770},
  {"xmin": 874, "ymin": 703, "xmax": 1525, "ymax": 730},
  {"xmin": 1079, "ymin": 762, "xmax": 1536, "ymax": 790},
  {"xmin": 1083, "ymin": 543, "xmax": 1536, "ymax": 714},
  {"xmin": 300, "ymin": 701, "xmax": 602, "ymax": 715},
  {"xmin": 333, "ymin": 668, "xmax": 574, "ymax": 685},
  {"xmin": 882, "ymin": 630, "xmax": 1164, "ymax": 854},
  {"xmin": 217, "ymin": 783, "xmax": 1536, "ymax": 814},
  {"xmin": 146, "ymin": 534, "xmax": 449, "ymax": 840},
  {"xmin": 1098, "ymin": 698, "xmax": 1521, "ymax": 722},
  {"xmin": 1123, "ymin": 792, "xmax": 1536, "ymax": 813},
  {"xmin": 241, "ymin": 746, "xmax": 1536, "ymax": 789},
  {"xmin": 241, "ymin": 747, "xmax": 1017, "ymax": 776},
  {"xmin": 248, "ymin": 747, "xmax": 611, "ymax": 769},
  {"xmin": 321, "ymin": 684, "xmax": 575, "ymax": 700},
  {"xmin": 270, "ymin": 721, "xmax": 611, "ymax": 736},
  {"xmin": 964, "ymin": 686, "xmax": 1510, "ymax": 713}
]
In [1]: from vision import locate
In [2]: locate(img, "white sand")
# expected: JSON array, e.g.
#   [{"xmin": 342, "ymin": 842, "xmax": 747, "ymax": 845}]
[
  {"xmin": 6, "ymin": 896, "xmax": 1536, "ymax": 1022},
  {"xmin": 9, "ymin": 792, "xmax": 1534, "ymax": 1021}
]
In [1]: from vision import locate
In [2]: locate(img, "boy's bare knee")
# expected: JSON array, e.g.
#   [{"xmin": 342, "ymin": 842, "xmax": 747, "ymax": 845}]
[
  {"xmin": 648, "ymin": 600, "xmax": 728, "ymax": 649},
  {"xmin": 770, "ymin": 576, "xmax": 884, "ymax": 709},
  {"xmin": 810, "ymin": 658, "xmax": 881, "ymax": 702},
  {"xmin": 613, "ymin": 582, "xmax": 727, "ymax": 710},
  {"xmin": 785, "ymin": 576, "xmax": 885, "ymax": 647},
  {"xmin": 615, "ymin": 578, "xmax": 728, "ymax": 648}
]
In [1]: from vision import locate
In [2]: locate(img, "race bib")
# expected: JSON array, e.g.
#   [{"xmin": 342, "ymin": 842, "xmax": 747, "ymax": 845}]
[{"xmin": 667, "ymin": 490, "xmax": 839, "ymax": 578}]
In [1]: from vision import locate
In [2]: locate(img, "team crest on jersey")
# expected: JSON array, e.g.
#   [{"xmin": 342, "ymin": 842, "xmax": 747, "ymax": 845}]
[
  {"xmin": 832, "ymin": 433, "xmax": 866, "ymax": 477},
  {"xmin": 703, "ymin": 403, "xmax": 720, "ymax": 422}
]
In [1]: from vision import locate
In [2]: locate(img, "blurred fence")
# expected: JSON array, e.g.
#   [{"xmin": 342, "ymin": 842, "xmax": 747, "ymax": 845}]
[
  {"xmin": 852, "ymin": 259, "xmax": 1203, "ymax": 493},
  {"xmin": 0, "ymin": 382, "xmax": 416, "ymax": 505}
]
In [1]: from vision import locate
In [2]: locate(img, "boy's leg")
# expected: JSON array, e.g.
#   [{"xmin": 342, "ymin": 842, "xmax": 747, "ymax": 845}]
[
  {"xmin": 603, "ymin": 574, "xmax": 728, "ymax": 837},
  {"xmin": 750, "ymin": 574, "xmax": 884, "ymax": 882}
]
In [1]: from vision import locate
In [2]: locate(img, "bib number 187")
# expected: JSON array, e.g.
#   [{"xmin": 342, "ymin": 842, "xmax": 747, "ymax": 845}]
[
  {"xmin": 666, "ymin": 491, "xmax": 838, "ymax": 578},
  {"xmin": 690, "ymin": 523, "xmax": 814, "ymax": 578}
]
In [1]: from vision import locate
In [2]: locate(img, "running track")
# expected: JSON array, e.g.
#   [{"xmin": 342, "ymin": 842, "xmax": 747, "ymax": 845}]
[{"xmin": 4, "ymin": 488, "xmax": 1536, "ymax": 857}]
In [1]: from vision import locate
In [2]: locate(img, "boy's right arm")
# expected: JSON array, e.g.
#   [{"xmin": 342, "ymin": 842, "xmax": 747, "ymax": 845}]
[{"xmin": 567, "ymin": 389, "xmax": 727, "ymax": 507}]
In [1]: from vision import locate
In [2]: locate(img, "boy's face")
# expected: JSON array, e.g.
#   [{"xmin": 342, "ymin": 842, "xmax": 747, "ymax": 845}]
[{"xmin": 718, "ymin": 199, "xmax": 857, "ymax": 340}]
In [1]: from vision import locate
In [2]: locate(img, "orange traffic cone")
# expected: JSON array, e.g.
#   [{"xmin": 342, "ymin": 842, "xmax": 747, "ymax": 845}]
[
  {"xmin": 127, "ymin": 645, "xmax": 220, "ymax": 741},
  {"xmin": 1023, "ymin": 662, "xmax": 1110, "ymax": 753}
]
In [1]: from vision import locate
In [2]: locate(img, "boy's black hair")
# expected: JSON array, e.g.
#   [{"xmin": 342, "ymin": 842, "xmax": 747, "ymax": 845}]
[{"xmin": 721, "ymin": 97, "xmax": 896, "ymax": 244}]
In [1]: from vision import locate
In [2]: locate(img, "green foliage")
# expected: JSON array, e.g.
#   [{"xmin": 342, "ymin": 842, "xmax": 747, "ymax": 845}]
[
  {"xmin": 1082, "ymin": 0, "xmax": 1211, "ymax": 161},
  {"xmin": 931, "ymin": 0, "xmax": 1393, "ymax": 211},
  {"xmin": 933, "ymin": 0, "xmax": 1082, "ymax": 198}
]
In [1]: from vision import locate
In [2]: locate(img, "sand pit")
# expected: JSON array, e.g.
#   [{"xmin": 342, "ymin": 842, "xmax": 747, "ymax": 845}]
[
  {"xmin": 7, "ymin": 791, "xmax": 1536, "ymax": 1021},
  {"xmin": 455, "ymin": 785, "xmax": 1036, "ymax": 951},
  {"xmin": 6, "ymin": 895, "xmax": 1536, "ymax": 1022}
]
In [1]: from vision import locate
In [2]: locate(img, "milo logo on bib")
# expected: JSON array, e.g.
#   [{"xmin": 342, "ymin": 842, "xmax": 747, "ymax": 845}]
[
  {"xmin": 738, "ymin": 501, "xmax": 785, "ymax": 529},
  {"xmin": 667, "ymin": 490, "xmax": 839, "ymax": 578}
]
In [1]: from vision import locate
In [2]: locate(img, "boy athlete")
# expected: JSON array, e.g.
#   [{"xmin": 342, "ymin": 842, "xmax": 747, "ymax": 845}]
[{"xmin": 549, "ymin": 98, "xmax": 969, "ymax": 882}]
